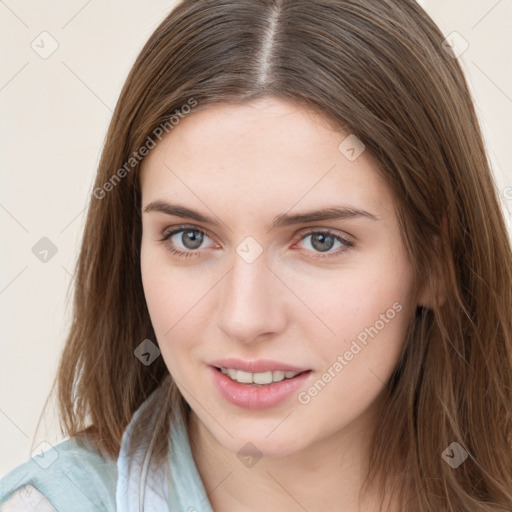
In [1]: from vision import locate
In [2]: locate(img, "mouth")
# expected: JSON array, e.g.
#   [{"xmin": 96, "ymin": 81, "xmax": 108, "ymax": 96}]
[
  {"xmin": 213, "ymin": 366, "xmax": 311, "ymax": 386},
  {"xmin": 209, "ymin": 361, "xmax": 313, "ymax": 409},
  {"xmin": 209, "ymin": 365, "xmax": 313, "ymax": 409}
]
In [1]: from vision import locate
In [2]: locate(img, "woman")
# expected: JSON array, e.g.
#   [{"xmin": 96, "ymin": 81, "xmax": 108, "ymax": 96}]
[{"xmin": 1, "ymin": 0, "xmax": 511, "ymax": 511}]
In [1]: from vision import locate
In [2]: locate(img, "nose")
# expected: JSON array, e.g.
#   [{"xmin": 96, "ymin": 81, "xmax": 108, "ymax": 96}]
[{"xmin": 216, "ymin": 248, "xmax": 287, "ymax": 344}]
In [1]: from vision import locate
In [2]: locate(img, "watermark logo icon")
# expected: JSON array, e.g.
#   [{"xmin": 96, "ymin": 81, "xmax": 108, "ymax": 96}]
[
  {"xmin": 441, "ymin": 442, "xmax": 468, "ymax": 468},
  {"xmin": 442, "ymin": 32, "xmax": 469, "ymax": 59},
  {"xmin": 338, "ymin": 134, "xmax": 366, "ymax": 161},
  {"xmin": 237, "ymin": 442, "xmax": 263, "ymax": 468},
  {"xmin": 32, "ymin": 237, "xmax": 58, "ymax": 263},
  {"xmin": 31, "ymin": 32, "xmax": 59, "ymax": 59},
  {"xmin": 31, "ymin": 441, "xmax": 59, "ymax": 469},
  {"xmin": 134, "ymin": 339, "xmax": 161, "ymax": 366},
  {"xmin": 236, "ymin": 236, "xmax": 263, "ymax": 264}
]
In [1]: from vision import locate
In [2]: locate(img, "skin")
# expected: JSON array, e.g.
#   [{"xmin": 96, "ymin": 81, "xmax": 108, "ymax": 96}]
[{"xmin": 140, "ymin": 97, "xmax": 425, "ymax": 511}]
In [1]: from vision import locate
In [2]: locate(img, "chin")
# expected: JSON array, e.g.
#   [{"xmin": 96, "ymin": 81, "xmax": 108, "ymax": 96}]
[{"xmin": 211, "ymin": 421, "xmax": 311, "ymax": 459}]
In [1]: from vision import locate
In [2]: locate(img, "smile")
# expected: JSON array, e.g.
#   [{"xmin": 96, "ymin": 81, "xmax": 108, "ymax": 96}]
[
  {"xmin": 209, "ymin": 365, "xmax": 313, "ymax": 409},
  {"xmin": 217, "ymin": 367, "xmax": 302, "ymax": 385}
]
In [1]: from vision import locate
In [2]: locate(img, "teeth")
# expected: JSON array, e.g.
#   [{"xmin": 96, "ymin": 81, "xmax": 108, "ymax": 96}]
[
  {"xmin": 253, "ymin": 371, "xmax": 273, "ymax": 384},
  {"xmin": 272, "ymin": 370, "xmax": 285, "ymax": 382},
  {"xmin": 219, "ymin": 368, "xmax": 301, "ymax": 384},
  {"xmin": 237, "ymin": 370, "xmax": 253, "ymax": 383}
]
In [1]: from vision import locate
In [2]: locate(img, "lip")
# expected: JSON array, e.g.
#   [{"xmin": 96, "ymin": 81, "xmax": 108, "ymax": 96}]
[
  {"xmin": 209, "ymin": 365, "xmax": 313, "ymax": 410},
  {"xmin": 209, "ymin": 358, "xmax": 310, "ymax": 373}
]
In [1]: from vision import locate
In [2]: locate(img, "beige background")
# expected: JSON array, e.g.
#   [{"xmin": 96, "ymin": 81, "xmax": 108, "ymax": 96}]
[{"xmin": 1, "ymin": 0, "xmax": 511, "ymax": 475}]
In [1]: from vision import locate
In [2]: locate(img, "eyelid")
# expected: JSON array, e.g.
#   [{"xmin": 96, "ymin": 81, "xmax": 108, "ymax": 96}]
[
  {"xmin": 296, "ymin": 226, "xmax": 354, "ymax": 241},
  {"xmin": 158, "ymin": 224, "xmax": 215, "ymax": 242}
]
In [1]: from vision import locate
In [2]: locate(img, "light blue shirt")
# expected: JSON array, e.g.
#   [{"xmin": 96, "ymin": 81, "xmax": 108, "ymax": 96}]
[{"xmin": 0, "ymin": 404, "xmax": 215, "ymax": 512}]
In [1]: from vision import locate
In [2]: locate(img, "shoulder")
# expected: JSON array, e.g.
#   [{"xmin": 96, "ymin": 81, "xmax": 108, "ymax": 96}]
[{"xmin": 0, "ymin": 436, "xmax": 117, "ymax": 512}]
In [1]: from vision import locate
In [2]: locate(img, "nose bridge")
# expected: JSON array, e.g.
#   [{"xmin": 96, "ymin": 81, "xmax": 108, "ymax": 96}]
[{"xmin": 217, "ymin": 245, "xmax": 284, "ymax": 342}]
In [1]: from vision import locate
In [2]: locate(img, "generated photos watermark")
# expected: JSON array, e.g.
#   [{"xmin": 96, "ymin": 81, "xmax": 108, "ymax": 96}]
[
  {"xmin": 297, "ymin": 301, "xmax": 403, "ymax": 405},
  {"xmin": 93, "ymin": 97, "xmax": 198, "ymax": 200}
]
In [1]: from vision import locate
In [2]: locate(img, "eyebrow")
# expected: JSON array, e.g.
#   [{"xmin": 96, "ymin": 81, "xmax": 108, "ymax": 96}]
[{"xmin": 143, "ymin": 200, "xmax": 379, "ymax": 229}]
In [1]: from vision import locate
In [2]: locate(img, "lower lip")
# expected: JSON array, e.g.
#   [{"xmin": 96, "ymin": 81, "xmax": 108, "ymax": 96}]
[{"xmin": 210, "ymin": 366, "xmax": 312, "ymax": 410}]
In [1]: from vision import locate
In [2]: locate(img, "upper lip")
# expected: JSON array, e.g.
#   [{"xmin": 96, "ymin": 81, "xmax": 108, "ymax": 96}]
[{"xmin": 210, "ymin": 358, "xmax": 310, "ymax": 373}]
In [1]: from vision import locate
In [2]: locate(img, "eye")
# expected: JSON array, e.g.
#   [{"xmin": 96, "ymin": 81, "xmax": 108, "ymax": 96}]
[
  {"xmin": 158, "ymin": 225, "xmax": 215, "ymax": 258},
  {"xmin": 157, "ymin": 225, "xmax": 354, "ymax": 261},
  {"xmin": 296, "ymin": 230, "xmax": 354, "ymax": 260}
]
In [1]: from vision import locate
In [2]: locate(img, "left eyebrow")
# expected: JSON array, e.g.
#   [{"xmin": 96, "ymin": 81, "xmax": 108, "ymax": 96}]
[
  {"xmin": 272, "ymin": 206, "xmax": 380, "ymax": 227},
  {"xmin": 143, "ymin": 201, "xmax": 380, "ymax": 229}
]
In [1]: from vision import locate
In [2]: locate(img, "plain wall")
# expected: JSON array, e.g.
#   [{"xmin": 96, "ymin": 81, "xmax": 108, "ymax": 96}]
[{"xmin": 1, "ymin": 0, "xmax": 511, "ymax": 475}]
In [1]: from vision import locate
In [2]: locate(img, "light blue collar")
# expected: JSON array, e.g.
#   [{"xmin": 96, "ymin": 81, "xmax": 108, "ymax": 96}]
[{"xmin": 116, "ymin": 388, "xmax": 215, "ymax": 512}]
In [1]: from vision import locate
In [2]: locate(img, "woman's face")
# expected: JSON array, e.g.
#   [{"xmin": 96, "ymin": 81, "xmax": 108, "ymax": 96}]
[{"xmin": 140, "ymin": 97, "xmax": 419, "ymax": 457}]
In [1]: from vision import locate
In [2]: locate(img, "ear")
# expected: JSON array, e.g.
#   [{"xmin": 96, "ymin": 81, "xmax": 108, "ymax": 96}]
[{"xmin": 416, "ymin": 219, "xmax": 448, "ymax": 309}]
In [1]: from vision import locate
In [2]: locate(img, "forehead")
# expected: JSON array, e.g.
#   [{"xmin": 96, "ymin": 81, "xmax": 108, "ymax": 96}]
[{"xmin": 140, "ymin": 98, "xmax": 394, "ymax": 219}]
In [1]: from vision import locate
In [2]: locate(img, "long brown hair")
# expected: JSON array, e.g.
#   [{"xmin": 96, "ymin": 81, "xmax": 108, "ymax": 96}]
[{"xmin": 46, "ymin": 0, "xmax": 512, "ymax": 510}]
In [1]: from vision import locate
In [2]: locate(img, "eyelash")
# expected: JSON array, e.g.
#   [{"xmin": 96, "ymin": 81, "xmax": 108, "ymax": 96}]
[{"xmin": 157, "ymin": 224, "xmax": 355, "ymax": 261}]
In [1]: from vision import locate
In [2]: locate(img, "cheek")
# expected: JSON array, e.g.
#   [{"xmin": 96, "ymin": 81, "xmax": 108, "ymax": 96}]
[
  {"xmin": 141, "ymin": 239, "xmax": 202, "ymax": 330},
  {"xmin": 283, "ymin": 251, "xmax": 414, "ymax": 347},
  {"xmin": 334, "ymin": 270, "xmax": 412, "ymax": 347},
  {"xmin": 293, "ymin": 256, "xmax": 414, "ymax": 416},
  {"xmin": 141, "ymin": 273, "xmax": 200, "ymax": 381},
  {"xmin": 141, "ymin": 270, "xmax": 198, "ymax": 333},
  {"xmin": 140, "ymin": 246, "xmax": 216, "ymax": 375}
]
